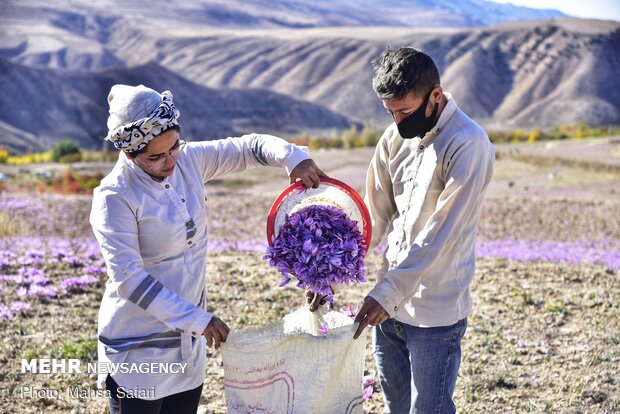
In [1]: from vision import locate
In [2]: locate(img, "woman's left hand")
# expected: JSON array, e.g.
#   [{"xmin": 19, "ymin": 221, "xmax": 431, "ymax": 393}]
[
  {"xmin": 289, "ymin": 159, "xmax": 327, "ymax": 188},
  {"xmin": 203, "ymin": 316, "xmax": 230, "ymax": 349},
  {"xmin": 306, "ymin": 287, "xmax": 334, "ymax": 312}
]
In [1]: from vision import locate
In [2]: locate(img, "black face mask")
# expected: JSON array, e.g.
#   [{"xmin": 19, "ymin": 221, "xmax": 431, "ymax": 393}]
[{"xmin": 394, "ymin": 88, "xmax": 439, "ymax": 139}]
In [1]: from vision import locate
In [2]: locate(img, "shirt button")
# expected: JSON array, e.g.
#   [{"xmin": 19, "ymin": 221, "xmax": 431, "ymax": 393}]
[
  {"xmin": 394, "ymin": 306, "xmax": 398, "ymax": 311},
  {"xmin": 191, "ymin": 331, "xmax": 197, "ymax": 336},
  {"xmin": 419, "ymin": 145, "xmax": 424, "ymax": 150},
  {"xmin": 188, "ymin": 241, "xmax": 193, "ymax": 245},
  {"xmin": 165, "ymin": 184, "xmax": 170, "ymax": 189},
  {"xmin": 181, "ymin": 198, "xmax": 186, "ymax": 203}
]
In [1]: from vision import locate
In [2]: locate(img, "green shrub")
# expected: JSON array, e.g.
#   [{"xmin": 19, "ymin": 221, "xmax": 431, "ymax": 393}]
[
  {"xmin": 52, "ymin": 140, "xmax": 81, "ymax": 163},
  {"xmin": 59, "ymin": 152, "xmax": 83, "ymax": 163},
  {"xmin": 51, "ymin": 338, "xmax": 97, "ymax": 360}
]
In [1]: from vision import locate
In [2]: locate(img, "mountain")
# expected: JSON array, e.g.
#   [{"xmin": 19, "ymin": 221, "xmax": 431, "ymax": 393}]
[
  {"xmin": 2, "ymin": 0, "xmax": 567, "ymax": 35},
  {"xmin": 0, "ymin": 0, "xmax": 567, "ymax": 72},
  {"xmin": 143, "ymin": 19, "xmax": 620, "ymax": 129},
  {"xmin": 1, "ymin": 1, "xmax": 618, "ymax": 154},
  {"xmin": 0, "ymin": 59, "xmax": 354, "ymax": 153}
]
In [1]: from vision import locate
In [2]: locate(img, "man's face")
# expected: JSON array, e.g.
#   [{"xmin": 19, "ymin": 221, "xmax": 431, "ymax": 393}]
[
  {"xmin": 383, "ymin": 87, "xmax": 441, "ymax": 124},
  {"xmin": 133, "ymin": 129, "xmax": 182, "ymax": 179}
]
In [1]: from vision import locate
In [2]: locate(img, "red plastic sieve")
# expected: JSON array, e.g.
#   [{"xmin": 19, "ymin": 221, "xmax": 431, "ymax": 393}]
[{"xmin": 266, "ymin": 177, "xmax": 372, "ymax": 256}]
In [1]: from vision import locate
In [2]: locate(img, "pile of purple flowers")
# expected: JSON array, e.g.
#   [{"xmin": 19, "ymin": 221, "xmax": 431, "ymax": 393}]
[{"xmin": 265, "ymin": 204, "xmax": 367, "ymax": 302}]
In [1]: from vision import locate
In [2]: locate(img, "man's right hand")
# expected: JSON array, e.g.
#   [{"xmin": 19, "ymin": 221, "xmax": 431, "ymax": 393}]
[
  {"xmin": 353, "ymin": 296, "xmax": 389, "ymax": 339},
  {"xmin": 202, "ymin": 316, "xmax": 230, "ymax": 349}
]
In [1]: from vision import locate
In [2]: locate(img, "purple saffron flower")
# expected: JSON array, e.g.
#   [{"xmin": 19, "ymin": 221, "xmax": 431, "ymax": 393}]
[
  {"xmin": 61, "ymin": 255, "xmax": 82, "ymax": 267},
  {"xmin": 60, "ymin": 275, "xmax": 99, "ymax": 292},
  {"xmin": 265, "ymin": 205, "xmax": 367, "ymax": 298},
  {"xmin": 0, "ymin": 304, "xmax": 14, "ymax": 319},
  {"xmin": 10, "ymin": 301, "xmax": 30, "ymax": 312},
  {"xmin": 362, "ymin": 385, "xmax": 374, "ymax": 400},
  {"xmin": 27, "ymin": 284, "xmax": 57, "ymax": 297},
  {"xmin": 18, "ymin": 267, "xmax": 49, "ymax": 286},
  {"xmin": 317, "ymin": 323, "xmax": 329, "ymax": 335},
  {"xmin": 363, "ymin": 373, "xmax": 376, "ymax": 388},
  {"xmin": 83, "ymin": 265, "xmax": 106, "ymax": 276},
  {"xmin": 340, "ymin": 304, "xmax": 359, "ymax": 318},
  {"xmin": 476, "ymin": 240, "xmax": 620, "ymax": 269}
]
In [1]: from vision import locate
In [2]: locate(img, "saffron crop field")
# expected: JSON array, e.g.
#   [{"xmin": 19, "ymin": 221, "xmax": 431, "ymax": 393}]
[{"xmin": 0, "ymin": 139, "xmax": 619, "ymax": 413}]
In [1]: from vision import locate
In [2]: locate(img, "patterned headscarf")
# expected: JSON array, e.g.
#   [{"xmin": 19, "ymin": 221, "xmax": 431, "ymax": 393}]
[{"xmin": 105, "ymin": 84, "xmax": 181, "ymax": 153}]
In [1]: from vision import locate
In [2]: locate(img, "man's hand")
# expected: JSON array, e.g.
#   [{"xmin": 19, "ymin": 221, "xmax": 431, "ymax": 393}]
[
  {"xmin": 202, "ymin": 316, "xmax": 230, "ymax": 349},
  {"xmin": 289, "ymin": 159, "xmax": 327, "ymax": 189},
  {"xmin": 353, "ymin": 296, "xmax": 389, "ymax": 339}
]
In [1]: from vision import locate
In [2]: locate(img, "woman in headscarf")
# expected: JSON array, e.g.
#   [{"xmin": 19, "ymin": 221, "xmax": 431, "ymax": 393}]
[{"xmin": 90, "ymin": 84, "xmax": 325, "ymax": 414}]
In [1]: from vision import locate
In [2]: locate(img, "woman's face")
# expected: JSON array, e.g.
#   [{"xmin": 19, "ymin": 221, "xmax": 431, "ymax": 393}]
[{"xmin": 132, "ymin": 129, "xmax": 182, "ymax": 180}]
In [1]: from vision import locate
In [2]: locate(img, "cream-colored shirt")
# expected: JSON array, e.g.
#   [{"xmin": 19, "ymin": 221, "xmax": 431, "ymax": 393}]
[{"xmin": 365, "ymin": 94, "xmax": 495, "ymax": 327}]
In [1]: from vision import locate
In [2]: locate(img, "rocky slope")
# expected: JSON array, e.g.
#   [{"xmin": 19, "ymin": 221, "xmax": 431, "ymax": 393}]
[{"xmin": 1, "ymin": 1, "xmax": 618, "ymax": 153}]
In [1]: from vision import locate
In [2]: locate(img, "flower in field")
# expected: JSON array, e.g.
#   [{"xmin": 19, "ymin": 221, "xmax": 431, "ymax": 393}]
[
  {"xmin": 363, "ymin": 372, "xmax": 376, "ymax": 388},
  {"xmin": 60, "ymin": 275, "xmax": 99, "ymax": 292},
  {"xmin": 18, "ymin": 267, "xmax": 49, "ymax": 286},
  {"xmin": 17, "ymin": 284, "xmax": 57, "ymax": 298},
  {"xmin": 83, "ymin": 265, "xmax": 106, "ymax": 276},
  {"xmin": 52, "ymin": 247, "xmax": 71, "ymax": 259},
  {"xmin": 317, "ymin": 323, "xmax": 329, "ymax": 335},
  {"xmin": 26, "ymin": 284, "xmax": 58, "ymax": 297},
  {"xmin": 339, "ymin": 304, "xmax": 359, "ymax": 318},
  {"xmin": 0, "ymin": 304, "xmax": 14, "ymax": 319},
  {"xmin": 17, "ymin": 256, "xmax": 44, "ymax": 266},
  {"xmin": 0, "ymin": 257, "xmax": 11, "ymax": 269},
  {"xmin": 264, "ymin": 205, "xmax": 367, "ymax": 303},
  {"xmin": 362, "ymin": 369, "xmax": 377, "ymax": 400},
  {"xmin": 10, "ymin": 301, "xmax": 30, "ymax": 312},
  {"xmin": 85, "ymin": 242, "xmax": 102, "ymax": 259},
  {"xmin": 61, "ymin": 255, "xmax": 82, "ymax": 267}
]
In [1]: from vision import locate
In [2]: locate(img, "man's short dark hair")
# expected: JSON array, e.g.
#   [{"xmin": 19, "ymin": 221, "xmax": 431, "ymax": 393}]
[{"xmin": 372, "ymin": 47, "xmax": 440, "ymax": 101}]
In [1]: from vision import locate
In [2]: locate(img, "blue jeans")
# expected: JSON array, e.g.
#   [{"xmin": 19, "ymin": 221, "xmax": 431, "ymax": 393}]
[{"xmin": 373, "ymin": 318, "xmax": 467, "ymax": 414}]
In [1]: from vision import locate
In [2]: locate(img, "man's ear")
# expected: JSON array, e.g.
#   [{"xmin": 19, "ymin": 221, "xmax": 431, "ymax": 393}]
[{"xmin": 432, "ymin": 86, "xmax": 443, "ymax": 104}]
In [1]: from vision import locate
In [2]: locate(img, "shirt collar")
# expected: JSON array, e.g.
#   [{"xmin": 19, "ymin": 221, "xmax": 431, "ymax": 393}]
[{"xmin": 423, "ymin": 92, "xmax": 457, "ymax": 141}]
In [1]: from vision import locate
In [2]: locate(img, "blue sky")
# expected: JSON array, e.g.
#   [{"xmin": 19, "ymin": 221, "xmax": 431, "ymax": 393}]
[{"xmin": 489, "ymin": 0, "xmax": 620, "ymax": 21}]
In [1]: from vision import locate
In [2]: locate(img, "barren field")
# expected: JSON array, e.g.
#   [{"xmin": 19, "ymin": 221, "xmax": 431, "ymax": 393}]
[{"xmin": 0, "ymin": 137, "xmax": 619, "ymax": 413}]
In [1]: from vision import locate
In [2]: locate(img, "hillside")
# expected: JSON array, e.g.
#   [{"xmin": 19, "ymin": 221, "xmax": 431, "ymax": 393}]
[
  {"xmin": 0, "ymin": 59, "xmax": 354, "ymax": 153},
  {"xmin": 1, "ymin": 2, "xmax": 618, "ymax": 153}
]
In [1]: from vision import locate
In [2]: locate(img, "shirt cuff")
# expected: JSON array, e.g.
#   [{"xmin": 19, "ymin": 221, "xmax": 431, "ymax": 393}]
[
  {"xmin": 283, "ymin": 146, "xmax": 311, "ymax": 176},
  {"xmin": 367, "ymin": 280, "xmax": 405, "ymax": 318},
  {"xmin": 187, "ymin": 311, "xmax": 213, "ymax": 338}
]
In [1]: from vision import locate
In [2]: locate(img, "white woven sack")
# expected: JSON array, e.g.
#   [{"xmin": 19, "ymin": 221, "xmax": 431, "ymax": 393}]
[{"xmin": 221, "ymin": 306, "xmax": 365, "ymax": 414}]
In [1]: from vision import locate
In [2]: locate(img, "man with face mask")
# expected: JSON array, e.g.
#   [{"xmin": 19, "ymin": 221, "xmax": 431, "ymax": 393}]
[{"xmin": 352, "ymin": 47, "xmax": 495, "ymax": 413}]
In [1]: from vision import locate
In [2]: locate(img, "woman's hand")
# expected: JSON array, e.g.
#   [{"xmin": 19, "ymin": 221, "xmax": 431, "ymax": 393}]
[
  {"xmin": 306, "ymin": 287, "xmax": 334, "ymax": 312},
  {"xmin": 202, "ymin": 316, "xmax": 230, "ymax": 349},
  {"xmin": 289, "ymin": 159, "xmax": 327, "ymax": 188}
]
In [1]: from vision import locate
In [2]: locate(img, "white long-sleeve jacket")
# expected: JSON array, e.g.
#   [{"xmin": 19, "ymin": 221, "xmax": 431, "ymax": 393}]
[
  {"xmin": 365, "ymin": 94, "xmax": 495, "ymax": 327},
  {"xmin": 90, "ymin": 134, "xmax": 310, "ymax": 398}
]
